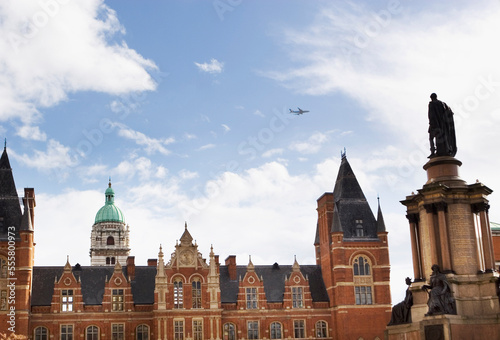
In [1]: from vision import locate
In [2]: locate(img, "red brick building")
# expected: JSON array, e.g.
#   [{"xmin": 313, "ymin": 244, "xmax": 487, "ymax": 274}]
[{"xmin": 0, "ymin": 146, "xmax": 391, "ymax": 339}]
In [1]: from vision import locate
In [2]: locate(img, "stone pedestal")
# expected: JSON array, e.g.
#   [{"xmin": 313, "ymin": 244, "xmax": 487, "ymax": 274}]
[{"xmin": 387, "ymin": 156, "xmax": 500, "ymax": 339}]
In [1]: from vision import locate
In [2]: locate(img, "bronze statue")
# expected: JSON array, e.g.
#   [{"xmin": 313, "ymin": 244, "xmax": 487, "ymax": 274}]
[
  {"xmin": 422, "ymin": 264, "xmax": 456, "ymax": 316},
  {"xmin": 428, "ymin": 93, "xmax": 457, "ymax": 158},
  {"xmin": 388, "ymin": 277, "xmax": 413, "ymax": 325}
]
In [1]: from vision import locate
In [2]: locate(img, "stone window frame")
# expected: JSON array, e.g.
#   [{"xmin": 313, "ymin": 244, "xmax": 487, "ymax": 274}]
[
  {"xmin": 270, "ymin": 321, "xmax": 282, "ymax": 339},
  {"xmin": 246, "ymin": 287, "xmax": 258, "ymax": 309}
]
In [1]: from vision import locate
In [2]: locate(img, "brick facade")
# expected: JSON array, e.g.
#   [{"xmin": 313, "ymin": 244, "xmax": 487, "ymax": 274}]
[{"xmin": 0, "ymin": 147, "xmax": 391, "ymax": 340}]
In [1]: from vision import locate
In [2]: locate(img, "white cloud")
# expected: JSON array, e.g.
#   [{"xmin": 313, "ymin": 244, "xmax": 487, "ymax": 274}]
[
  {"xmin": 289, "ymin": 132, "xmax": 328, "ymax": 154},
  {"xmin": 262, "ymin": 148, "xmax": 284, "ymax": 158},
  {"xmin": 194, "ymin": 58, "xmax": 224, "ymax": 74},
  {"xmin": 16, "ymin": 125, "xmax": 47, "ymax": 141},
  {"xmin": 267, "ymin": 1, "xmax": 500, "ymax": 154},
  {"xmin": 0, "ymin": 0, "xmax": 157, "ymax": 123},
  {"xmin": 10, "ymin": 139, "xmax": 77, "ymax": 171},
  {"xmin": 253, "ymin": 109, "xmax": 265, "ymax": 117},
  {"xmin": 112, "ymin": 122, "xmax": 174, "ymax": 155},
  {"xmin": 221, "ymin": 124, "xmax": 231, "ymax": 133},
  {"xmin": 197, "ymin": 143, "xmax": 216, "ymax": 151}
]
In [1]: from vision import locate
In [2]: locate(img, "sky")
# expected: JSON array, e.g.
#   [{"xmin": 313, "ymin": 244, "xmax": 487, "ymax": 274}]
[{"xmin": 1, "ymin": 0, "xmax": 500, "ymax": 304}]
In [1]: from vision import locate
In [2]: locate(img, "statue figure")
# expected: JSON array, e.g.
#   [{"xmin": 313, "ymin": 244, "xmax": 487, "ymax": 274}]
[
  {"xmin": 428, "ymin": 93, "xmax": 457, "ymax": 158},
  {"xmin": 388, "ymin": 277, "xmax": 413, "ymax": 325},
  {"xmin": 422, "ymin": 264, "xmax": 456, "ymax": 316}
]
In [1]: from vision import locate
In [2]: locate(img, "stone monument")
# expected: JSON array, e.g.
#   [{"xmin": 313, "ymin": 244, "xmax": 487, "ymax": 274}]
[{"xmin": 386, "ymin": 94, "xmax": 500, "ymax": 340}]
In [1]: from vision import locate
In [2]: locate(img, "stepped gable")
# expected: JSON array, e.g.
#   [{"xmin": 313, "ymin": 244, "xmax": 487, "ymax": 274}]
[
  {"xmin": 331, "ymin": 155, "xmax": 379, "ymax": 240},
  {"xmin": 0, "ymin": 146, "xmax": 22, "ymax": 238}
]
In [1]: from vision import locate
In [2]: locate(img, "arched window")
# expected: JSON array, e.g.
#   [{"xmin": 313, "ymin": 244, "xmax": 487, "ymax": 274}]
[
  {"xmin": 353, "ymin": 256, "xmax": 370, "ymax": 276},
  {"xmin": 192, "ymin": 279, "xmax": 202, "ymax": 308},
  {"xmin": 315, "ymin": 321, "xmax": 327, "ymax": 338},
  {"xmin": 34, "ymin": 327, "xmax": 48, "ymax": 340},
  {"xmin": 270, "ymin": 322, "xmax": 282, "ymax": 339},
  {"xmin": 136, "ymin": 325, "xmax": 149, "ymax": 340},
  {"xmin": 223, "ymin": 323, "xmax": 236, "ymax": 340},
  {"xmin": 111, "ymin": 257, "xmax": 116, "ymax": 265},
  {"xmin": 106, "ymin": 257, "xmax": 111, "ymax": 265},
  {"xmin": 174, "ymin": 278, "xmax": 183, "ymax": 309},
  {"xmin": 86, "ymin": 326, "xmax": 99, "ymax": 340},
  {"xmin": 107, "ymin": 236, "xmax": 115, "ymax": 245}
]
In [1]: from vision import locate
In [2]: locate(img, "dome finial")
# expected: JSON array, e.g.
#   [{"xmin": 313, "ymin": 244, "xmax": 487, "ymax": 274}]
[{"xmin": 108, "ymin": 176, "xmax": 112, "ymax": 188}]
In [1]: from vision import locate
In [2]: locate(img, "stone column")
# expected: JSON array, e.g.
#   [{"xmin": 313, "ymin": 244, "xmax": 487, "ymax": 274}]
[
  {"xmin": 424, "ymin": 204, "xmax": 439, "ymax": 270},
  {"xmin": 435, "ymin": 203, "xmax": 451, "ymax": 272},
  {"xmin": 407, "ymin": 213, "xmax": 423, "ymax": 280},
  {"xmin": 474, "ymin": 203, "xmax": 495, "ymax": 272}
]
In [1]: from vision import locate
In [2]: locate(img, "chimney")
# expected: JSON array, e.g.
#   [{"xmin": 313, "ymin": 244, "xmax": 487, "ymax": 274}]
[
  {"xmin": 23, "ymin": 188, "xmax": 36, "ymax": 228},
  {"xmin": 148, "ymin": 259, "xmax": 158, "ymax": 267},
  {"xmin": 126, "ymin": 256, "xmax": 135, "ymax": 280},
  {"xmin": 225, "ymin": 255, "xmax": 237, "ymax": 280}
]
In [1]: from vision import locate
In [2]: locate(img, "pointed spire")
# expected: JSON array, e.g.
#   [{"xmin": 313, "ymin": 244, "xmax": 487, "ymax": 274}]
[
  {"xmin": 114, "ymin": 260, "xmax": 122, "ymax": 273},
  {"xmin": 331, "ymin": 154, "xmax": 378, "ymax": 238},
  {"xmin": 247, "ymin": 255, "xmax": 255, "ymax": 272},
  {"xmin": 292, "ymin": 255, "xmax": 300, "ymax": 272},
  {"xmin": 180, "ymin": 222, "xmax": 193, "ymax": 246},
  {"xmin": 64, "ymin": 256, "xmax": 71, "ymax": 272},
  {"xmin": 157, "ymin": 245, "xmax": 165, "ymax": 277},
  {"xmin": 20, "ymin": 201, "xmax": 33, "ymax": 231},
  {"xmin": 377, "ymin": 196, "xmax": 386, "ymax": 232}
]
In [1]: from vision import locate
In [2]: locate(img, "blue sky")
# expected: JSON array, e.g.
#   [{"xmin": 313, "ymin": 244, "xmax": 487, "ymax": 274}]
[{"xmin": 2, "ymin": 0, "xmax": 500, "ymax": 303}]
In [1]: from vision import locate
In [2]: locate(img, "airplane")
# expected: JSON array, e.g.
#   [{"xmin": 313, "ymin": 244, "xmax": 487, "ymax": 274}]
[{"xmin": 289, "ymin": 107, "xmax": 309, "ymax": 115}]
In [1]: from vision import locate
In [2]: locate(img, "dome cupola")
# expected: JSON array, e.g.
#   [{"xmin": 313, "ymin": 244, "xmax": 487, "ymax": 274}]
[{"xmin": 94, "ymin": 180, "xmax": 125, "ymax": 224}]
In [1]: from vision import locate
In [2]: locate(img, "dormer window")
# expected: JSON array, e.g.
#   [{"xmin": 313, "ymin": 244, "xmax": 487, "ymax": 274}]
[
  {"xmin": 246, "ymin": 287, "xmax": 257, "ymax": 309},
  {"xmin": 355, "ymin": 220, "xmax": 364, "ymax": 237}
]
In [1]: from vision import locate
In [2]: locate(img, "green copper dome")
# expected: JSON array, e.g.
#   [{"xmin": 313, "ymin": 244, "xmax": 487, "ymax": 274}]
[{"xmin": 94, "ymin": 181, "xmax": 125, "ymax": 224}]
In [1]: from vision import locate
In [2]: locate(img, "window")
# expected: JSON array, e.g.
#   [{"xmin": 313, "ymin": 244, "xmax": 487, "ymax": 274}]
[
  {"xmin": 1, "ymin": 290, "xmax": 6, "ymax": 311},
  {"xmin": 34, "ymin": 327, "xmax": 48, "ymax": 340},
  {"xmin": 192, "ymin": 279, "xmax": 202, "ymax": 308},
  {"xmin": 86, "ymin": 326, "xmax": 99, "ymax": 340},
  {"xmin": 247, "ymin": 321, "xmax": 259, "ymax": 340},
  {"xmin": 355, "ymin": 286, "xmax": 373, "ymax": 305},
  {"xmin": 107, "ymin": 236, "xmax": 115, "ymax": 245},
  {"xmin": 174, "ymin": 320, "xmax": 184, "ymax": 340},
  {"xmin": 223, "ymin": 323, "xmax": 236, "ymax": 340},
  {"xmin": 292, "ymin": 287, "xmax": 303, "ymax": 308},
  {"xmin": 61, "ymin": 325, "xmax": 73, "ymax": 340},
  {"xmin": 112, "ymin": 289, "xmax": 124, "ymax": 311},
  {"xmin": 315, "ymin": 321, "xmax": 327, "ymax": 338},
  {"xmin": 246, "ymin": 287, "xmax": 257, "ymax": 309},
  {"xmin": 353, "ymin": 256, "xmax": 370, "ymax": 276},
  {"xmin": 356, "ymin": 224, "xmax": 364, "ymax": 237},
  {"xmin": 174, "ymin": 279, "xmax": 183, "ymax": 309},
  {"xmin": 136, "ymin": 325, "xmax": 149, "ymax": 340},
  {"xmin": 193, "ymin": 320, "xmax": 203, "ymax": 340},
  {"xmin": 61, "ymin": 290, "xmax": 73, "ymax": 312},
  {"xmin": 270, "ymin": 322, "xmax": 282, "ymax": 339},
  {"xmin": 0, "ymin": 258, "xmax": 6, "ymax": 278},
  {"xmin": 112, "ymin": 324, "xmax": 124, "ymax": 340},
  {"xmin": 293, "ymin": 320, "xmax": 305, "ymax": 338}
]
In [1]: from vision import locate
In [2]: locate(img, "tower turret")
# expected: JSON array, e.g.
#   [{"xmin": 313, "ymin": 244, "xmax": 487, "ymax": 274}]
[{"xmin": 89, "ymin": 180, "xmax": 130, "ymax": 266}]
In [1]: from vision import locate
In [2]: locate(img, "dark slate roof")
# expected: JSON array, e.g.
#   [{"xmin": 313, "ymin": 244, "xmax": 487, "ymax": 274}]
[
  {"xmin": 376, "ymin": 198, "xmax": 386, "ymax": 233},
  {"xmin": 32, "ymin": 265, "xmax": 156, "ymax": 306},
  {"xmin": 0, "ymin": 147, "xmax": 22, "ymax": 239},
  {"xmin": 219, "ymin": 264, "xmax": 329, "ymax": 304},
  {"xmin": 331, "ymin": 156, "xmax": 379, "ymax": 240}
]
